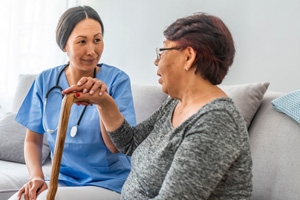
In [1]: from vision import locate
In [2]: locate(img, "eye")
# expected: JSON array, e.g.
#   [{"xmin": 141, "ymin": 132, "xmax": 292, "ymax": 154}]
[
  {"xmin": 78, "ymin": 40, "xmax": 86, "ymax": 44},
  {"xmin": 94, "ymin": 38, "xmax": 101, "ymax": 43}
]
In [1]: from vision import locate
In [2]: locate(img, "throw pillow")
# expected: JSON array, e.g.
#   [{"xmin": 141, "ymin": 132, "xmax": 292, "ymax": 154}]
[
  {"xmin": 271, "ymin": 90, "xmax": 300, "ymax": 123},
  {"xmin": 0, "ymin": 112, "xmax": 50, "ymax": 164},
  {"xmin": 220, "ymin": 82, "xmax": 270, "ymax": 128}
]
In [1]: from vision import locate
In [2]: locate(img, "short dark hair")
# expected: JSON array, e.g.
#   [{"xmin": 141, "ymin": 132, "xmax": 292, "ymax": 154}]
[
  {"xmin": 164, "ymin": 13, "xmax": 235, "ymax": 85},
  {"xmin": 56, "ymin": 5, "xmax": 104, "ymax": 51}
]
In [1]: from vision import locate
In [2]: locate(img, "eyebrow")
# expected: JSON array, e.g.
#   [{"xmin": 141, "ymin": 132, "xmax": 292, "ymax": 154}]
[{"xmin": 75, "ymin": 33, "xmax": 102, "ymax": 39}]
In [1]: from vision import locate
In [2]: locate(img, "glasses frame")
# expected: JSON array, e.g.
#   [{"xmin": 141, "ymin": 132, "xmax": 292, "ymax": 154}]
[{"xmin": 156, "ymin": 47, "xmax": 181, "ymax": 60}]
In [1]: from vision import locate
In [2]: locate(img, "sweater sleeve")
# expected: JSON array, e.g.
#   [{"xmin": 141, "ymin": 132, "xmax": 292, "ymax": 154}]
[
  {"xmin": 151, "ymin": 111, "xmax": 246, "ymax": 199},
  {"xmin": 108, "ymin": 103, "xmax": 161, "ymax": 156}
]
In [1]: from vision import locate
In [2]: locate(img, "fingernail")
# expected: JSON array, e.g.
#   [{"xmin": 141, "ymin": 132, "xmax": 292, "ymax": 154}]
[
  {"xmin": 83, "ymin": 88, "xmax": 87, "ymax": 93},
  {"xmin": 89, "ymin": 90, "xmax": 94, "ymax": 94},
  {"xmin": 77, "ymin": 81, "xmax": 82, "ymax": 85},
  {"xmin": 99, "ymin": 92, "xmax": 102, "ymax": 96},
  {"xmin": 75, "ymin": 93, "xmax": 80, "ymax": 97}
]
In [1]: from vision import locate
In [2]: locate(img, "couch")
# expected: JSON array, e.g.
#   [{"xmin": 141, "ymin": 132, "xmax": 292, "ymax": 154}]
[{"xmin": 0, "ymin": 74, "xmax": 300, "ymax": 200}]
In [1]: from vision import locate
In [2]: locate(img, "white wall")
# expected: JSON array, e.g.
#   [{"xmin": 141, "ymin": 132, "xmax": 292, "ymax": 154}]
[{"xmin": 81, "ymin": 0, "xmax": 300, "ymax": 93}]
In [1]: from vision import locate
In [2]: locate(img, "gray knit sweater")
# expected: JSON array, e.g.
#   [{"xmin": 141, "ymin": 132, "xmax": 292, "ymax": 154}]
[{"xmin": 109, "ymin": 97, "xmax": 252, "ymax": 200}]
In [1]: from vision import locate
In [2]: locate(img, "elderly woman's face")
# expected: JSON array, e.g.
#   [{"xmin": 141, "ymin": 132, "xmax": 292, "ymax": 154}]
[
  {"xmin": 155, "ymin": 40, "xmax": 186, "ymax": 95},
  {"xmin": 64, "ymin": 18, "xmax": 103, "ymax": 71}
]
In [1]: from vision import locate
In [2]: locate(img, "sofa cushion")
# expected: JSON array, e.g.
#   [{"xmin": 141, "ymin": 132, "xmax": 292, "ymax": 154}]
[
  {"xmin": 220, "ymin": 82, "xmax": 270, "ymax": 128},
  {"xmin": 249, "ymin": 91, "xmax": 300, "ymax": 199},
  {"xmin": 0, "ymin": 112, "xmax": 50, "ymax": 164},
  {"xmin": 0, "ymin": 158, "xmax": 51, "ymax": 199}
]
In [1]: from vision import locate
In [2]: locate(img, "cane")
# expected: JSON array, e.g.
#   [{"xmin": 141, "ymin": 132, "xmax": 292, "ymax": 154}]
[{"xmin": 46, "ymin": 93, "xmax": 89, "ymax": 200}]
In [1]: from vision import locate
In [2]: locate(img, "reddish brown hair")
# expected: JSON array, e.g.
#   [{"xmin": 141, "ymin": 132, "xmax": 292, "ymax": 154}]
[{"xmin": 164, "ymin": 13, "xmax": 235, "ymax": 85}]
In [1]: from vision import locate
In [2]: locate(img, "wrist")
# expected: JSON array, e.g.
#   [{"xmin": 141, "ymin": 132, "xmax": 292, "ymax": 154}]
[
  {"xmin": 30, "ymin": 174, "xmax": 45, "ymax": 181},
  {"xmin": 31, "ymin": 177, "xmax": 45, "ymax": 182}
]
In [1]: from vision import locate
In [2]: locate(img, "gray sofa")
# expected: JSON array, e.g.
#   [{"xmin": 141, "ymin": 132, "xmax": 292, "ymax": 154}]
[{"xmin": 0, "ymin": 74, "xmax": 300, "ymax": 200}]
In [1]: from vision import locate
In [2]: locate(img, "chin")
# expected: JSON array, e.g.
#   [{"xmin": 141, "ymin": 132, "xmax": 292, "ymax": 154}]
[{"xmin": 161, "ymin": 85, "xmax": 169, "ymax": 95}]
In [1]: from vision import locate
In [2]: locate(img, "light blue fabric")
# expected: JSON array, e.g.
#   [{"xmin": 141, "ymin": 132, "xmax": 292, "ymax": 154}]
[
  {"xmin": 271, "ymin": 90, "xmax": 300, "ymax": 123},
  {"xmin": 15, "ymin": 63, "xmax": 136, "ymax": 193}
]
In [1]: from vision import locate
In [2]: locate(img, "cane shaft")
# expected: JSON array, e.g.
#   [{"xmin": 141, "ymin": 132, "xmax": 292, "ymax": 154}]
[{"xmin": 47, "ymin": 93, "xmax": 89, "ymax": 200}]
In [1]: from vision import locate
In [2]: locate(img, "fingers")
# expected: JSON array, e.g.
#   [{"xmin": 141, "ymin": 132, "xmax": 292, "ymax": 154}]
[
  {"xmin": 89, "ymin": 80, "xmax": 103, "ymax": 95},
  {"xmin": 62, "ymin": 84, "xmax": 83, "ymax": 95},
  {"xmin": 36, "ymin": 182, "xmax": 48, "ymax": 196},
  {"xmin": 81, "ymin": 77, "xmax": 106, "ymax": 95},
  {"xmin": 98, "ymin": 83, "xmax": 107, "ymax": 96},
  {"xmin": 62, "ymin": 77, "xmax": 107, "ymax": 96},
  {"xmin": 17, "ymin": 186, "xmax": 25, "ymax": 200},
  {"xmin": 18, "ymin": 179, "xmax": 46, "ymax": 200},
  {"xmin": 24, "ymin": 183, "xmax": 30, "ymax": 200},
  {"xmin": 29, "ymin": 182, "xmax": 38, "ymax": 200}
]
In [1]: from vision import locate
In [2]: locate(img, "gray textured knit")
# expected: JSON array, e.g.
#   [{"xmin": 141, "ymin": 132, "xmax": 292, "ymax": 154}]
[{"xmin": 109, "ymin": 97, "xmax": 252, "ymax": 200}]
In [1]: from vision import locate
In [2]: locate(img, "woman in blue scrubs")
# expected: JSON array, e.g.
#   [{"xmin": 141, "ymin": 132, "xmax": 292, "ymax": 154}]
[{"xmin": 10, "ymin": 6, "xmax": 136, "ymax": 200}]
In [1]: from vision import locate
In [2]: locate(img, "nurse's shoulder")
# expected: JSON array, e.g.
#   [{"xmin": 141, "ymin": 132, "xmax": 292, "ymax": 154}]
[{"xmin": 99, "ymin": 63, "xmax": 130, "ymax": 84}]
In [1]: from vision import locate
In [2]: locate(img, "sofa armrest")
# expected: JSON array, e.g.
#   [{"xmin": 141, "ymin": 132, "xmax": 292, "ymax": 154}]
[{"xmin": 249, "ymin": 91, "xmax": 300, "ymax": 199}]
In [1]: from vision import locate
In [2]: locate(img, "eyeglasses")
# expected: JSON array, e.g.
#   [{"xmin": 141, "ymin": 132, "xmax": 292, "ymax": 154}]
[{"xmin": 156, "ymin": 47, "xmax": 181, "ymax": 60}]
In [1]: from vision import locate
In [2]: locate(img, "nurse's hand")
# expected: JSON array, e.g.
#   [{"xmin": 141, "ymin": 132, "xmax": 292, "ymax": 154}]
[
  {"xmin": 63, "ymin": 77, "xmax": 107, "ymax": 96},
  {"xmin": 17, "ymin": 178, "xmax": 47, "ymax": 200}
]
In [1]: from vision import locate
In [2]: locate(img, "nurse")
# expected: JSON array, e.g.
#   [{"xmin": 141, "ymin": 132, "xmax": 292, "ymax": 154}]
[{"xmin": 10, "ymin": 5, "xmax": 136, "ymax": 200}]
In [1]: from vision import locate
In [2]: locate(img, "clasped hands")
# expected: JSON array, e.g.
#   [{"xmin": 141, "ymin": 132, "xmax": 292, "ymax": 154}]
[{"xmin": 62, "ymin": 77, "xmax": 108, "ymax": 106}]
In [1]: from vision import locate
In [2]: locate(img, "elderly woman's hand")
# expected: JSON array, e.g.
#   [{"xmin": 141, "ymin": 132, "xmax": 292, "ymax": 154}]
[
  {"xmin": 63, "ymin": 77, "xmax": 107, "ymax": 95},
  {"xmin": 62, "ymin": 77, "xmax": 108, "ymax": 106}
]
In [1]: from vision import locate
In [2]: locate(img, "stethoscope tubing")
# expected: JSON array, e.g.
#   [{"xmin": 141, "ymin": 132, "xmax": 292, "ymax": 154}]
[{"xmin": 43, "ymin": 64, "xmax": 96, "ymax": 134}]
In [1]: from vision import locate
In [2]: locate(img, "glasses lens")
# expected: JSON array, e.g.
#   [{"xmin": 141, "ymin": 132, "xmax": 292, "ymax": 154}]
[
  {"xmin": 44, "ymin": 88, "xmax": 63, "ymax": 133},
  {"xmin": 156, "ymin": 48, "xmax": 161, "ymax": 60}
]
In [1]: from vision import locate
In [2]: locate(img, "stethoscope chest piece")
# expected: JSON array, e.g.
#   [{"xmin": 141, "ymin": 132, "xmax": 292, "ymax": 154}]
[
  {"xmin": 70, "ymin": 125, "xmax": 78, "ymax": 137},
  {"xmin": 43, "ymin": 65, "xmax": 97, "ymax": 136}
]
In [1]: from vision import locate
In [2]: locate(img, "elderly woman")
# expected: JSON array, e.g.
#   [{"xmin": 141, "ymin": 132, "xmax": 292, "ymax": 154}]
[{"xmin": 64, "ymin": 13, "xmax": 253, "ymax": 199}]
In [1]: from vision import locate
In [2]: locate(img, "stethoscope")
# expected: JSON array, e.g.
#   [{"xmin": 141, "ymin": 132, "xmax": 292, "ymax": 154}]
[{"xmin": 43, "ymin": 64, "xmax": 96, "ymax": 137}]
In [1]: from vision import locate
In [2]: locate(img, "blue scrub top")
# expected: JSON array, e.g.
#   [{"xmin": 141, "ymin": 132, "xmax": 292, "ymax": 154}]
[{"xmin": 15, "ymin": 64, "xmax": 136, "ymax": 193}]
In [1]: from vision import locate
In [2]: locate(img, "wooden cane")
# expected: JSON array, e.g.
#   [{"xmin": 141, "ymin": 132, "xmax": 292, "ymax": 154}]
[{"xmin": 46, "ymin": 93, "xmax": 89, "ymax": 200}]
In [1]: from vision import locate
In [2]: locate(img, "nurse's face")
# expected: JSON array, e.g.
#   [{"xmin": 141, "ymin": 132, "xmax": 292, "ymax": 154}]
[{"xmin": 64, "ymin": 18, "xmax": 103, "ymax": 72}]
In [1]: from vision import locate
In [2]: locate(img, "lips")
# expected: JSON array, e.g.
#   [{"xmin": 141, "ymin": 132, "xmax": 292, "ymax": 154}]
[
  {"xmin": 82, "ymin": 58, "xmax": 97, "ymax": 64},
  {"xmin": 157, "ymin": 73, "xmax": 162, "ymax": 84}
]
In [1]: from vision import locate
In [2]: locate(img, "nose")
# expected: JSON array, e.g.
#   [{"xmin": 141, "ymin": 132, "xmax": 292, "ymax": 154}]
[
  {"xmin": 86, "ymin": 43, "xmax": 96, "ymax": 56},
  {"xmin": 154, "ymin": 58, "xmax": 159, "ymax": 66}
]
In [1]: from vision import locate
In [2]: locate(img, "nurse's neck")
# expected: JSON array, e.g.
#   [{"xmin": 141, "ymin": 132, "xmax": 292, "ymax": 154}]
[{"xmin": 65, "ymin": 64, "xmax": 97, "ymax": 87}]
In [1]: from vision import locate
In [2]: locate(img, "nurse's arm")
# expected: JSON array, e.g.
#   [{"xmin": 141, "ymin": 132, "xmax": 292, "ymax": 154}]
[
  {"xmin": 24, "ymin": 129, "xmax": 45, "ymax": 180},
  {"xmin": 17, "ymin": 129, "xmax": 48, "ymax": 199}
]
